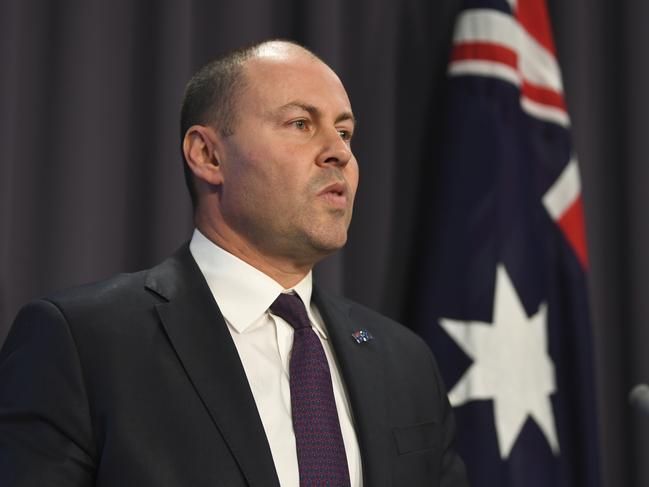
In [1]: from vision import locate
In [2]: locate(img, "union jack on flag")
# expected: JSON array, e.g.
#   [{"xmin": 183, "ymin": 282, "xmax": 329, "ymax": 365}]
[{"xmin": 411, "ymin": 0, "xmax": 600, "ymax": 485}]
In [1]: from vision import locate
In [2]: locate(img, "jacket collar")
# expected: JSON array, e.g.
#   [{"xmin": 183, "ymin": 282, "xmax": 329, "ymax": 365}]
[{"xmin": 145, "ymin": 245, "xmax": 281, "ymax": 487}]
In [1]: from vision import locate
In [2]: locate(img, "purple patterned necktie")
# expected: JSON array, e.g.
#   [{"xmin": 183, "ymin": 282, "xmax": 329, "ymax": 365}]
[{"xmin": 270, "ymin": 293, "xmax": 351, "ymax": 487}]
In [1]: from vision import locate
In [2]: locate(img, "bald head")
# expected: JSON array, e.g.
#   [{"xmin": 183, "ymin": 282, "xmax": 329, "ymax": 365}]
[
  {"xmin": 181, "ymin": 40, "xmax": 320, "ymax": 137},
  {"xmin": 253, "ymin": 40, "xmax": 320, "ymax": 63},
  {"xmin": 180, "ymin": 40, "xmax": 326, "ymax": 207}
]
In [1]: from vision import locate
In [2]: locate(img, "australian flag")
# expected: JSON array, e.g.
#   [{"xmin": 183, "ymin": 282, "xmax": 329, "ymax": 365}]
[{"xmin": 411, "ymin": 0, "xmax": 600, "ymax": 485}]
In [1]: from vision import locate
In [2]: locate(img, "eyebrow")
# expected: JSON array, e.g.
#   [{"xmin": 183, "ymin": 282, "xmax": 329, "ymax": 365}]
[{"xmin": 273, "ymin": 101, "xmax": 356, "ymax": 127}]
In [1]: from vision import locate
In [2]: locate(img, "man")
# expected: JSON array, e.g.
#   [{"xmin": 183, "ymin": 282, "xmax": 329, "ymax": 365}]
[{"xmin": 0, "ymin": 40, "xmax": 468, "ymax": 486}]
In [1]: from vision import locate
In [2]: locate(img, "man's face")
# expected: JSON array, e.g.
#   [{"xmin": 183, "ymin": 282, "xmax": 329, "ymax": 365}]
[{"xmin": 216, "ymin": 48, "xmax": 359, "ymax": 265}]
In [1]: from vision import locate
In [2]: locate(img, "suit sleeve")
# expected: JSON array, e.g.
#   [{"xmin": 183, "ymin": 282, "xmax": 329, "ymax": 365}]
[
  {"xmin": 428, "ymin": 350, "xmax": 470, "ymax": 487},
  {"xmin": 0, "ymin": 300, "xmax": 97, "ymax": 486}
]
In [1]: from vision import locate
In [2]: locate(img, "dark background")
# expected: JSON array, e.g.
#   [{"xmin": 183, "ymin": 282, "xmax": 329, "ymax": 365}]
[{"xmin": 0, "ymin": 1, "xmax": 645, "ymax": 485}]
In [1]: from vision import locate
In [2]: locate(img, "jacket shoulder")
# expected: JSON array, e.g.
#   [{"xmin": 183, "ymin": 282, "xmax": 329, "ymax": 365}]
[
  {"xmin": 40, "ymin": 244, "xmax": 197, "ymax": 318},
  {"xmin": 45, "ymin": 270, "xmax": 151, "ymax": 311}
]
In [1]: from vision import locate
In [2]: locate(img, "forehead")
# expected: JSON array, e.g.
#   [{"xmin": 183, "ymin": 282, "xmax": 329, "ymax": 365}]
[{"xmin": 240, "ymin": 51, "xmax": 352, "ymax": 115}]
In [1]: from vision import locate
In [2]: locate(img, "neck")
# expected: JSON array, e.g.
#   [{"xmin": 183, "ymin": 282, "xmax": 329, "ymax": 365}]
[{"xmin": 195, "ymin": 217, "xmax": 314, "ymax": 289}]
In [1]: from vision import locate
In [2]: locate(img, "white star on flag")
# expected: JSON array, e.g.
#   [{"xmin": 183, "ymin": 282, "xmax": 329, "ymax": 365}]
[{"xmin": 440, "ymin": 264, "xmax": 560, "ymax": 459}]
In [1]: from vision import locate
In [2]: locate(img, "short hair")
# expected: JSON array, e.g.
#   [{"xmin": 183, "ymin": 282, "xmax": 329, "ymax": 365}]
[{"xmin": 179, "ymin": 39, "xmax": 315, "ymax": 209}]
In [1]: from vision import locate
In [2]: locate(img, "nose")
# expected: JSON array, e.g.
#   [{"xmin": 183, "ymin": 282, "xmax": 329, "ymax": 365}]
[{"xmin": 316, "ymin": 129, "xmax": 353, "ymax": 168}]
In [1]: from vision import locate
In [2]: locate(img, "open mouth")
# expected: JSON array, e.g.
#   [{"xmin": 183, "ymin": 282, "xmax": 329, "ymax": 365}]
[{"xmin": 318, "ymin": 182, "xmax": 348, "ymax": 208}]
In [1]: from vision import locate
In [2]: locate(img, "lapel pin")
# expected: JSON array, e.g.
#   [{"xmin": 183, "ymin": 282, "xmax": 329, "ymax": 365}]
[{"xmin": 351, "ymin": 329, "xmax": 373, "ymax": 344}]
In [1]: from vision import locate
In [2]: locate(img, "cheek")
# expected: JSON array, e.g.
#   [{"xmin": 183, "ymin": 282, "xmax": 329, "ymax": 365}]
[
  {"xmin": 222, "ymin": 160, "xmax": 274, "ymax": 213},
  {"xmin": 245, "ymin": 163, "xmax": 302, "ymax": 210},
  {"xmin": 229, "ymin": 145, "xmax": 276, "ymax": 191}
]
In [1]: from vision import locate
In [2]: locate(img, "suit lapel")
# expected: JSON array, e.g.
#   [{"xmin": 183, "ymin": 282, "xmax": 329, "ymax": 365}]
[
  {"xmin": 314, "ymin": 287, "xmax": 391, "ymax": 487},
  {"xmin": 145, "ymin": 246, "xmax": 280, "ymax": 487}
]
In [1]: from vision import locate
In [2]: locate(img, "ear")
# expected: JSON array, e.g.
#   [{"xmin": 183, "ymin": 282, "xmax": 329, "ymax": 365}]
[{"xmin": 183, "ymin": 125, "xmax": 224, "ymax": 186}]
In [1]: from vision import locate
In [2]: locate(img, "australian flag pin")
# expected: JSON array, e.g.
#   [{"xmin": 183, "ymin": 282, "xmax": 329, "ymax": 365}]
[{"xmin": 351, "ymin": 329, "xmax": 373, "ymax": 344}]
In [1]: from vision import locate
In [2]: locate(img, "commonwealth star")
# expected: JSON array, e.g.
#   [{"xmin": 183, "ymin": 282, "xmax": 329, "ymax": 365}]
[{"xmin": 440, "ymin": 264, "xmax": 560, "ymax": 459}]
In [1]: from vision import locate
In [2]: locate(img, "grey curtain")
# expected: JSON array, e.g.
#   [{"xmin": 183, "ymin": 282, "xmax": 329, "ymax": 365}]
[
  {"xmin": 0, "ymin": 0, "xmax": 461, "ymax": 328},
  {"xmin": 0, "ymin": 0, "xmax": 644, "ymax": 485},
  {"xmin": 549, "ymin": 0, "xmax": 648, "ymax": 485}
]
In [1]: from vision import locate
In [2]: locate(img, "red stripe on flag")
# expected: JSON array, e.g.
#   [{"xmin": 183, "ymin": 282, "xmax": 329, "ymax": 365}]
[
  {"xmin": 515, "ymin": 0, "xmax": 557, "ymax": 55},
  {"xmin": 451, "ymin": 43, "xmax": 566, "ymax": 114},
  {"xmin": 451, "ymin": 42, "xmax": 518, "ymax": 70},
  {"xmin": 521, "ymin": 80, "xmax": 567, "ymax": 111},
  {"xmin": 557, "ymin": 195, "xmax": 589, "ymax": 270}
]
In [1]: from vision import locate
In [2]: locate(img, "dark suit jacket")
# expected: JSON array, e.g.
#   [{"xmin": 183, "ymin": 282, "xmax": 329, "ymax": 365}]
[{"xmin": 0, "ymin": 245, "xmax": 468, "ymax": 486}]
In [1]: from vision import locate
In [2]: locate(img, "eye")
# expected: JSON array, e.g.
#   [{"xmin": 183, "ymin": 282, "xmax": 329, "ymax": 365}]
[
  {"xmin": 338, "ymin": 129, "xmax": 353, "ymax": 141},
  {"xmin": 292, "ymin": 120, "xmax": 308, "ymax": 130}
]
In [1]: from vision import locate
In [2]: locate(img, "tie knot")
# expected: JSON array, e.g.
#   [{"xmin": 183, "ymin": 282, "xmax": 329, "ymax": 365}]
[{"xmin": 270, "ymin": 293, "xmax": 311, "ymax": 330}]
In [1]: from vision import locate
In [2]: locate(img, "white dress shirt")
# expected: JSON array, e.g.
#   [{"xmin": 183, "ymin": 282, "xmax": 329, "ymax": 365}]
[{"xmin": 189, "ymin": 229, "xmax": 362, "ymax": 487}]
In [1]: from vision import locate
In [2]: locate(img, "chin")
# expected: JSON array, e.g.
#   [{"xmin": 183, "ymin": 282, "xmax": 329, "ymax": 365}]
[
  {"xmin": 296, "ymin": 220, "xmax": 350, "ymax": 255},
  {"xmin": 310, "ymin": 234, "xmax": 348, "ymax": 254}
]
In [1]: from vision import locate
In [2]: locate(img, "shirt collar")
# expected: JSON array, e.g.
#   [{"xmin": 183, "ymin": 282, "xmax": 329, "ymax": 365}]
[{"xmin": 189, "ymin": 229, "xmax": 326, "ymax": 338}]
